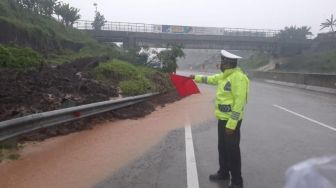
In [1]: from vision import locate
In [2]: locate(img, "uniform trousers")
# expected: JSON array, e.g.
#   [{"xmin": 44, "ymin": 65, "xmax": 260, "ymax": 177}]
[{"xmin": 217, "ymin": 119, "xmax": 243, "ymax": 185}]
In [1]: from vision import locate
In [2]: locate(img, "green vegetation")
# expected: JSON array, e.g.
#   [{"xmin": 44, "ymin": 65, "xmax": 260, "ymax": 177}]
[
  {"xmin": 0, "ymin": 44, "xmax": 42, "ymax": 69},
  {"xmin": 0, "ymin": 0, "xmax": 177, "ymax": 97},
  {"xmin": 0, "ymin": 0, "xmax": 96, "ymax": 52},
  {"xmin": 275, "ymin": 26, "xmax": 313, "ymax": 56},
  {"xmin": 119, "ymin": 79, "xmax": 151, "ymax": 96},
  {"xmin": 8, "ymin": 153, "xmax": 20, "ymax": 160},
  {"xmin": 13, "ymin": 0, "xmax": 81, "ymax": 27},
  {"xmin": 276, "ymin": 26, "xmax": 312, "ymax": 41},
  {"xmin": 158, "ymin": 45, "xmax": 185, "ymax": 73},
  {"xmin": 93, "ymin": 59, "xmax": 139, "ymax": 83},
  {"xmin": 278, "ymin": 49, "xmax": 336, "ymax": 73},
  {"xmin": 0, "ymin": 0, "xmax": 123, "ymax": 65},
  {"xmin": 93, "ymin": 59, "xmax": 172, "ymax": 96},
  {"xmin": 239, "ymin": 52, "xmax": 271, "ymax": 71},
  {"xmin": 92, "ymin": 11, "xmax": 107, "ymax": 30},
  {"xmin": 320, "ymin": 14, "xmax": 336, "ymax": 32},
  {"xmin": 241, "ymin": 24, "xmax": 335, "ymax": 73},
  {"xmin": 240, "ymin": 49, "xmax": 336, "ymax": 73},
  {"xmin": 46, "ymin": 43, "xmax": 121, "ymax": 65},
  {"xmin": 0, "ymin": 143, "xmax": 20, "ymax": 162},
  {"xmin": 54, "ymin": 2, "xmax": 80, "ymax": 27},
  {"xmin": 0, "ymin": 143, "xmax": 14, "ymax": 150}
]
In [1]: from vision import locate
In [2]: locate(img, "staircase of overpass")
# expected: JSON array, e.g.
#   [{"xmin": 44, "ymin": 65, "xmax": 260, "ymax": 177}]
[{"xmin": 75, "ymin": 20, "xmax": 311, "ymax": 51}]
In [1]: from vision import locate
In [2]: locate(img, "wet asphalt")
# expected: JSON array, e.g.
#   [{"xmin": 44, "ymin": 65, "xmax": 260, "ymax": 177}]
[{"xmin": 96, "ymin": 81, "xmax": 336, "ymax": 188}]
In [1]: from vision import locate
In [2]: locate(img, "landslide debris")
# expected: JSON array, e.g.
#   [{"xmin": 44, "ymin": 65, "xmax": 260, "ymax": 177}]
[
  {"xmin": 19, "ymin": 91, "xmax": 181, "ymax": 142},
  {"xmin": 0, "ymin": 0, "xmax": 183, "ymax": 145},
  {"xmin": 0, "ymin": 57, "xmax": 118, "ymax": 121},
  {"xmin": 0, "ymin": 57, "xmax": 181, "ymax": 142}
]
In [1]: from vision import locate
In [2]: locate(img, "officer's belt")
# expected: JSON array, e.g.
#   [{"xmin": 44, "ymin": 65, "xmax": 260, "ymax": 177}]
[{"xmin": 218, "ymin": 104, "xmax": 232, "ymax": 112}]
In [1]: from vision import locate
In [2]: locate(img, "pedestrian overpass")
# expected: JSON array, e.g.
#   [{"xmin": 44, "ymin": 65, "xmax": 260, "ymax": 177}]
[{"xmin": 75, "ymin": 20, "xmax": 311, "ymax": 51}]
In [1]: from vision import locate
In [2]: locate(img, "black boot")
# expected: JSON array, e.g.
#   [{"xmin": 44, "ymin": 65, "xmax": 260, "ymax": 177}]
[{"xmin": 209, "ymin": 173, "xmax": 230, "ymax": 181}]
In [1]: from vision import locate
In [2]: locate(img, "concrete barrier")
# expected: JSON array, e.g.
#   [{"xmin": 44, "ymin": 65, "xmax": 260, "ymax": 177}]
[{"xmin": 249, "ymin": 71, "xmax": 336, "ymax": 94}]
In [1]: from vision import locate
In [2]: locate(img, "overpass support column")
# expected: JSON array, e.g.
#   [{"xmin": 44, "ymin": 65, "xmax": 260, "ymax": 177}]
[{"xmin": 123, "ymin": 37, "xmax": 136, "ymax": 49}]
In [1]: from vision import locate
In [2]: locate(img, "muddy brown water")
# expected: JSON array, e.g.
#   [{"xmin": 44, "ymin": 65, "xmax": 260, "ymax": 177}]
[{"xmin": 0, "ymin": 87, "xmax": 215, "ymax": 188}]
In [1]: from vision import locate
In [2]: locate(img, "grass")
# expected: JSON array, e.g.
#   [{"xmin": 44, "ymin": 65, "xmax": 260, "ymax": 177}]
[
  {"xmin": 119, "ymin": 79, "xmax": 152, "ymax": 96},
  {"xmin": 0, "ymin": 143, "xmax": 14, "ymax": 150},
  {"xmin": 93, "ymin": 59, "xmax": 154, "ymax": 96},
  {"xmin": 0, "ymin": 44, "xmax": 43, "ymax": 70},
  {"xmin": 92, "ymin": 59, "xmax": 172, "ymax": 96},
  {"xmin": 0, "ymin": 0, "xmax": 95, "ymax": 45},
  {"xmin": 93, "ymin": 59, "xmax": 139, "ymax": 82},
  {"xmin": 45, "ymin": 43, "xmax": 121, "ymax": 65},
  {"xmin": 8, "ymin": 153, "xmax": 20, "ymax": 160},
  {"xmin": 238, "ymin": 49, "xmax": 336, "ymax": 74},
  {"xmin": 0, "ymin": 0, "xmax": 174, "ymax": 97},
  {"xmin": 239, "ymin": 52, "xmax": 271, "ymax": 71},
  {"xmin": 0, "ymin": 0, "xmax": 128, "ymax": 67},
  {"xmin": 278, "ymin": 49, "xmax": 336, "ymax": 73},
  {"xmin": 0, "ymin": 143, "xmax": 20, "ymax": 162},
  {"xmin": 0, "ymin": 0, "xmax": 123, "ymax": 67}
]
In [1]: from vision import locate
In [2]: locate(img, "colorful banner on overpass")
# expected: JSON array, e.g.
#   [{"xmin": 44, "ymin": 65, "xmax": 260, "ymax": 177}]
[
  {"xmin": 159, "ymin": 25, "xmax": 267, "ymax": 37},
  {"xmin": 162, "ymin": 25, "xmax": 193, "ymax": 34}
]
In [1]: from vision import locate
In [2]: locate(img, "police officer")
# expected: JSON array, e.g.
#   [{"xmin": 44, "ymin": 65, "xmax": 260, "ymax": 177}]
[{"xmin": 190, "ymin": 50, "xmax": 249, "ymax": 188}]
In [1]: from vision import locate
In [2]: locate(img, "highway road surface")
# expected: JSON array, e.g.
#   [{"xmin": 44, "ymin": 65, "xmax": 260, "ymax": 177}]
[{"xmin": 96, "ymin": 81, "xmax": 336, "ymax": 188}]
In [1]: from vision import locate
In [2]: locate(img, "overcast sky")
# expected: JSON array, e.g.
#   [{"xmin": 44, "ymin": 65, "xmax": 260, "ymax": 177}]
[{"xmin": 63, "ymin": 0, "xmax": 335, "ymax": 36}]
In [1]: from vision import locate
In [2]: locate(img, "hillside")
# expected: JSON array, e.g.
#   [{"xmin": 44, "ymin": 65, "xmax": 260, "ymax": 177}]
[
  {"xmin": 0, "ymin": 0, "xmax": 93, "ymax": 51},
  {"xmin": 0, "ymin": 0, "xmax": 178, "ymax": 122},
  {"xmin": 277, "ymin": 48, "xmax": 336, "ymax": 74},
  {"xmin": 267, "ymin": 32, "xmax": 336, "ymax": 73},
  {"xmin": 243, "ymin": 32, "xmax": 336, "ymax": 73},
  {"xmin": 0, "ymin": 0, "xmax": 128, "ymax": 66}
]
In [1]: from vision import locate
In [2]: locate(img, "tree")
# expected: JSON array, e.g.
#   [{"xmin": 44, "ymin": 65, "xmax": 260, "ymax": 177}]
[
  {"xmin": 158, "ymin": 44, "xmax": 185, "ymax": 73},
  {"xmin": 55, "ymin": 2, "xmax": 81, "ymax": 26},
  {"xmin": 274, "ymin": 26, "xmax": 312, "ymax": 56},
  {"xmin": 277, "ymin": 26, "xmax": 312, "ymax": 41},
  {"xmin": 320, "ymin": 14, "xmax": 336, "ymax": 32},
  {"xmin": 39, "ymin": 0, "xmax": 57, "ymax": 16},
  {"xmin": 92, "ymin": 11, "xmax": 107, "ymax": 30},
  {"xmin": 54, "ymin": 1, "xmax": 62, "ymax": 21},
  {"xmin": 14, "ymin": 0, "xmax": 56, "ymax": 17},
  {"xmin": 15, "ymin": 0, "xmax": 37, "ymax": 12},
  {"xmin": 67, "ymin": 6, "xmax": 81, "ymax": 26}
]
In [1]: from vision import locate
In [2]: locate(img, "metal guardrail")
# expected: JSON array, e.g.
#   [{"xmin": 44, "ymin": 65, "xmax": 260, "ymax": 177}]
[
  {"xmin": 74, "ymin": 20, "xmax": 280, "ymax": 38},
  {"xmin": 0, "ymin": 93, "xmax": 159, "ymax": 142}
]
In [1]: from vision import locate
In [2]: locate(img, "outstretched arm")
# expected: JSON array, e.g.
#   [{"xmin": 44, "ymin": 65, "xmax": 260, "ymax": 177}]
[{"xmin": 190, "ymin": 74, "xmax": 221, "ymax": 85}]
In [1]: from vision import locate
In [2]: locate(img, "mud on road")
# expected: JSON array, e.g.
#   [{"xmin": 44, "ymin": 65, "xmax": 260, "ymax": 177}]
[{"xmin": 0, "ymin": 86, "xmax": 215, "ymax": 188}]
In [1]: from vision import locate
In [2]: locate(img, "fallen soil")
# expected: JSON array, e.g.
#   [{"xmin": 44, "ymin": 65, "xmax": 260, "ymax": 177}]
[
  {"xmin": 0, "ymin": 57, "xmax": 117, "ymax": 121},
  {"xmin": 0, "ymin": 57, "xmax": 181, "ymax": 142}
]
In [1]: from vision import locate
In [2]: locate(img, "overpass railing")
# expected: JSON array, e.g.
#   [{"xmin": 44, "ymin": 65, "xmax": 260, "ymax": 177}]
[{"xmin": 74, "ymin": 20, "xmax": 280, "ymax": 38}]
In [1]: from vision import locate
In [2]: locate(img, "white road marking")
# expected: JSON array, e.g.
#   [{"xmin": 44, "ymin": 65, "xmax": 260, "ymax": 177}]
[
  {"xmin": 185, "ymin": 125, "xmax": 200, "ymax": 188},
  {"xmin": 273, "ymin": 104, "xmax": 336, "ymax": 132}
]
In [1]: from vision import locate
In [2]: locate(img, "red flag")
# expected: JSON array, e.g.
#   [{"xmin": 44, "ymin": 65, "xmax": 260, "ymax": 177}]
[{"xmin": 170, "ymin": 74, "xmax": 200, "ymax": 97}]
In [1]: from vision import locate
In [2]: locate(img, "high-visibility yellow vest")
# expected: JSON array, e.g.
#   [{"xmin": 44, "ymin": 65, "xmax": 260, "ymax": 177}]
[{"xmin": 195, "ymin": 68, "xmax": 250, "ymax": 130}]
